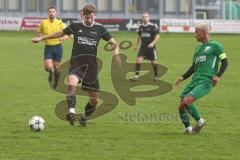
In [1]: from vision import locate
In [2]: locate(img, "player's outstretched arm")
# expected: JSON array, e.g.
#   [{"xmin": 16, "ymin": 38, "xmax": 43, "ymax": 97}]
[
  {"xmin": 175, "ymin": 62, "xmax": 194, "ymax": 86},
  {"xmin": 212, "ymin": 58, "xmax": 228, "ymax": 86},
  {"xmin": 32, "ymin": 30, "xmax": 65, "ymax": 43},
  {"xmin": 108, "ymin": 38, "xmax": 121, "ymax": 68},
  {"xmin": 59, "ymin": 34, "xmax": 72, "ymax": 42}
]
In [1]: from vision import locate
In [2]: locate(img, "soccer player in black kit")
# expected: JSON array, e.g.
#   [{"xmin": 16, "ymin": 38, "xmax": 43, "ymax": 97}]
[
  {"xmin": 131, "ymin": 11, "xmax": 160, "ymax": 81},
  {"xmin": 32, "ymin": 4, "xmax": 121, "ymax": 127}
]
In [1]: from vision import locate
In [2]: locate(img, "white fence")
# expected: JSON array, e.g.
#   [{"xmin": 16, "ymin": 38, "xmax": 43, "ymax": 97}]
[{"xmin": 160, "ymin": 19, "xmax": 240, "ymax": 33}]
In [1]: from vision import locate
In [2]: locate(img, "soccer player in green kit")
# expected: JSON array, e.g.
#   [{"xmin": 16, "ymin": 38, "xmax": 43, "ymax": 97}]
[{"xmin": 175, "ymin": 23, "xmax": 228, "ymax": 134}]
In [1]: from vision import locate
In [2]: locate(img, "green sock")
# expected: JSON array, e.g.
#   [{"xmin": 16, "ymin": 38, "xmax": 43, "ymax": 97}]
[
  {"xmin": 179, "ymin": 109, "xmax": 190, "ymax": 128},
  {"xmin": 186, "ymin": 104, "xmax": 201, "ymax": 121}
]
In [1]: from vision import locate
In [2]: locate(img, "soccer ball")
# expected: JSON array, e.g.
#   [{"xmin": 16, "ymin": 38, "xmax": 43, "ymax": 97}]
[{"xmin": 28, "ymin": 116, "xmax": 45, "ymax": 132}]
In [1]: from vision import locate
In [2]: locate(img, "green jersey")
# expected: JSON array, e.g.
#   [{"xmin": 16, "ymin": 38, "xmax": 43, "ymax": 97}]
[{"xmin": 192, "ymin": 40, "xmax": 227, "ymax": 81}]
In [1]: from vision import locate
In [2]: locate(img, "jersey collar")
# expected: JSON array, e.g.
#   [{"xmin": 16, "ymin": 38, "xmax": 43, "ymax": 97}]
[
  {"xmin": 48, "ymin": 18, "xmax": 56, "ymax": 23},
  {"xmin": 202, "ymin": 40, "xmax": 212, "ymax": 45},
  {"xmin": 82, "ymin": 20, "xmax": 94, "ymax": 27},
  {"xmin": 143, "ymin": 22, "xmax": 150, "ymax": 26}
]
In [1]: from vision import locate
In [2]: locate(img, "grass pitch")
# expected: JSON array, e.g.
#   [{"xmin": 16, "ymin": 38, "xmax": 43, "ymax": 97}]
[{"xmin": 0, "ymin": 31, "xmax": 239, "ymax": 160}]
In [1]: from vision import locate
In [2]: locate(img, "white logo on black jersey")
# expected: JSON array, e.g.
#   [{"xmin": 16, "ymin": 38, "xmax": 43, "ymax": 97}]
[
  {"xmin": 91, "ymin": 31, "xmax": 97, "ymax": 35},
  {"xmin": 77, "ymin": 37, "xmax": 97, "ymax": 46},
  {"xmin": 141, "ymin": 33, "xmax": 150, "ymax": 37},
  {"xmin": 78, "ymin": 29, "xmax": 83, "ymax": 32}
]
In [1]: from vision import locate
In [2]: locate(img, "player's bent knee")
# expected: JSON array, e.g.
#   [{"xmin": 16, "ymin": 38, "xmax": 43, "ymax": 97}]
[
  {"xmin": 181, "ymin": 97, "xmax": 194, "ymax": 108},
  {"xmin": 179, "ymin": 100, "xmax": 188, "ymax": 108},
  {"xmin": 67, "ymin": 78, "xmax": 78, "ymax": 88},
  {"xmin": 136, "ymin": 60, "xmax": 142, "ymax": 64},
  {"xmin": 179, "ymin": 101, "xmax": 187, "ymax": 109},
  {"xmin": 67, "ymin": 75, "xmax": 79, "ymax": 86},
  {"xmin": 67, "ymin": 83, "xmax": 77, "ymax": 88},
  {"xmin": 136, "ymin": 57, "xmax": 143, "ymax": 63},
  {"xmin": 44, "ymin": 60, "xmax": 53, "ymax": 70}
]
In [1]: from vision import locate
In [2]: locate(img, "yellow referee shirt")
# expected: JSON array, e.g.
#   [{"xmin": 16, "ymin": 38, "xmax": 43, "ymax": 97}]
[{"xmin": 38, "ymin": 18, "xmax": 65, "ymax": 46}]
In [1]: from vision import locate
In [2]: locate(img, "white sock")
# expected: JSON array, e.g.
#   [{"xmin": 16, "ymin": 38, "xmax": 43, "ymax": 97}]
[
  {"xmin": 69, "ymin": 108, "xmax": 75, "ymax": 114},
  {"xmin": 186, "ymin": 126, "xmax": 192, "ymax": 132},
  {"xmin": 198, "ymin": 118, "xmax": 205, "ymax": 125}
]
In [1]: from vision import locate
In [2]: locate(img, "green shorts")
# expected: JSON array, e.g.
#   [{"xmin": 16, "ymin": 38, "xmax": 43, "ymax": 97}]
[{"xmin": 180, "ymin": 80, "xmax": 213, "ymax": 100}]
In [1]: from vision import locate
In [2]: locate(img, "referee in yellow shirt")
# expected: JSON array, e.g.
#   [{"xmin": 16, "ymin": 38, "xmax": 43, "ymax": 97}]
[{"xmin": 37, "ymin": 6, "xmax": 68, "ymax": 90}]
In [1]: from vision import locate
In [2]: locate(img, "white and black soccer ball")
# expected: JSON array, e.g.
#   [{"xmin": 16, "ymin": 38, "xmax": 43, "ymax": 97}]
[{"xmin": 28, "ymin": 116, "xmax": 45, "ymax": 132}]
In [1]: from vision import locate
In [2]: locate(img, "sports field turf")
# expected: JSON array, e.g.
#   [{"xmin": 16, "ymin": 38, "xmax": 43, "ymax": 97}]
[{"xmin": 0, "ymin": 31, "xmax": 239, "ymax": 160}]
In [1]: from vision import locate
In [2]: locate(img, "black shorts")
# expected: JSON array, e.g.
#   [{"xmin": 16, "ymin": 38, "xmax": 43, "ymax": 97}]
[
  {"xmin": 137, "ymin": 46, "xmax": 157, "ymax": 60},
  {"xmin": 68, "ymin": 55, "xmax": 100, "ymax": 92}
]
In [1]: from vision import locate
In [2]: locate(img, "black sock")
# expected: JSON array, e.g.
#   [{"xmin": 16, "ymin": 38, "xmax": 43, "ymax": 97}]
[
  {"xmin": 66, "ymin": 95, "xmax": 76, "ymax": 109},
  {"xmin": 68, "ymin": 85, "xmax": 76, "ymax": 95},
  {"xmin": 84, "ymin": 102, "xmax": 95, "ymax": 117},
  {"xmin": 67, "ymin": 85, "xmax": 76, "ymax": 109},
  {"xmin": 54, "ymin": 71, "xmax": 60, "ymax": 87},
  {"xmin": 48, "ymin": 68, "xmax": 54, "ymax": 82},
  {"xmin": 135, "ymin": 63, "xmax": 141, "ymax": 76},
  {"xmin": 49, "ymin": 68, "xmax": 54, "ymax": 73},
  {"xmin": 152, "ymin": 64, "xmax": 158, "ymax": 77}
]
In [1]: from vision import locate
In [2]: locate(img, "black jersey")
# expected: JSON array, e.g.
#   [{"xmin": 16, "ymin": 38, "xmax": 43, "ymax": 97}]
[
  {"xmin": 138, "ymin": 23, "xmax": 159, "ymax": 47},
  {"xmin": 63, "ymin": 22, "xmax": 112, "ymax": 57}
]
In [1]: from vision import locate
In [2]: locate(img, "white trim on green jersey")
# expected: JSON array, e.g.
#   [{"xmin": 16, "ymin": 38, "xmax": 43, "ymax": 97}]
[{"xmin": 212, "ymin": 56, "xmax": 217, "ymax": 69}]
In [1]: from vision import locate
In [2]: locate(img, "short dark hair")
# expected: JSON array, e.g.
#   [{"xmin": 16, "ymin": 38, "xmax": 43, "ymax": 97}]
[
  {"xmin": 48, "ymin": 5, "xmax": 56, "ymax": 11},
  {"xmin": 82, "ymin": 4, "xmax": 96, "ymax": 15}
]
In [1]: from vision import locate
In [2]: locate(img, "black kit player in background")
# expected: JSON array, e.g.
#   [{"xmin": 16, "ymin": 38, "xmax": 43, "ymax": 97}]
[
  {"xmin": 32, "ymin": 4, "xmax": 121, "ymax": 127},
  {"xmin": 131, "ymin": 11, "xmax": 160, "ymax": 81}
]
